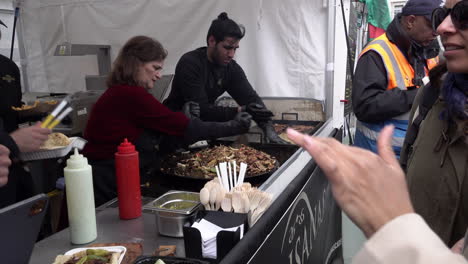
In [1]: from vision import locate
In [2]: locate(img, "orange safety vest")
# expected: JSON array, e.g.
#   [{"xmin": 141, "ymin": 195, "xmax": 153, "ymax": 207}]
[{"xmin": 360, "ymin": 34, "xmax": 439, "ymax": 90}]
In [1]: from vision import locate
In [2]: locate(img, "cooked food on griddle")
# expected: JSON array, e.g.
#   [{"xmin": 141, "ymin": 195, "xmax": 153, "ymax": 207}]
[
  {"xmin": 161, "ymin": 145, "xmax": 277, "ymax": 179},
  {"xmin": 11, "ymin": 101, "xmax": 39, "ymax": 111},
  {"xmin": 274, "ymin": 124, "xmax": 315, "ymax": 143},
  {"xmin": 11, "ymin": 100, "xmax": 58, "ymax": 111},
  {"xmin": 273, "ymin": 124, "xmax": 314, "ymax": 134}
]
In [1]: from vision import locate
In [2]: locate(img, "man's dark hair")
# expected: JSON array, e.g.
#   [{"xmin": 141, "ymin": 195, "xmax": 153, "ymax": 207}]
[
  {"xmin": 206, "ymin": 12, "xmax": 245, "ymax": 44},
  {"xmin": 107, "ymin": 35, "xmax": 167, "ymax": 87}
]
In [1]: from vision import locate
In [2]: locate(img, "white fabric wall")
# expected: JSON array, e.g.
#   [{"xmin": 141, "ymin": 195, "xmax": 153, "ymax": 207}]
[{"xmin": 17, "ymin": 0, "xmax": 328, "ymax": 99}]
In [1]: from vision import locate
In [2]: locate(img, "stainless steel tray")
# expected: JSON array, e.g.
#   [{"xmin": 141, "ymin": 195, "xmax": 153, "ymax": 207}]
[
  {"xmin": 143, "ymin": 191, "xmax": 200, "ymax": 215},
  {"xmin": 143, "ymin": 191, "xmax": 201, "ymax": 238}
]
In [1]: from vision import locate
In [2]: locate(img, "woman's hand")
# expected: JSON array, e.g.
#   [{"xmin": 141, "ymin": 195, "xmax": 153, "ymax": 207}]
[{"xmin": 287, "ymin": 125, "xmax": 414, "ymax": 237}]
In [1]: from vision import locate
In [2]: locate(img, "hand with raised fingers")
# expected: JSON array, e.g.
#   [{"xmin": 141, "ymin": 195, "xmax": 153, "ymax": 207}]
[
  {"xmin": 0, "ymin": 145, "xmax": 11, "ymax": 187},
  {"xmin": 287, "ymin": 125, "xmax": 414, "ymax": 237}
]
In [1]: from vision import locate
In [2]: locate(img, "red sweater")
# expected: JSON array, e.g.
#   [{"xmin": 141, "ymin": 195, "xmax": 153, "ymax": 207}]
[{"xmin": 83, "ymin": 85, "xmax": 189, "ymax": 160}]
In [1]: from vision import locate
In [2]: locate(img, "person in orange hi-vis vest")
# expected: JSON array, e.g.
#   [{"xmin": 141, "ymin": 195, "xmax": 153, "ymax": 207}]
[{"xmin": 352, "ymin": 0, "xmax": 441, "ymax": 158}]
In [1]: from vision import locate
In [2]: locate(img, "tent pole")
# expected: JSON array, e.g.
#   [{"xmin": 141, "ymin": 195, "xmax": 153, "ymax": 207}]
[{"xmin": 10, "ymin": 7, "xmax": 19, "ymax": 60}]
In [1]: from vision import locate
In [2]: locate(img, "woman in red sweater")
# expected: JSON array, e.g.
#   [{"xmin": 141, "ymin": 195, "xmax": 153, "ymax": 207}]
[{"xmin": 83, "ymin": 36, "xmax": 251, "ymax": 205}]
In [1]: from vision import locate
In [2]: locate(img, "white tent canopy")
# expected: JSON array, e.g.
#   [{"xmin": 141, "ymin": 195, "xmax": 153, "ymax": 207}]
[{"xmin": 17, "ymin": 0, "xmax": 329, "ymax": 100}]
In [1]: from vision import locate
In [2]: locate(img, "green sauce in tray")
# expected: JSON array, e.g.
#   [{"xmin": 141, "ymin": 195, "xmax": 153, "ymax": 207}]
[{"xmin": 160, "ymin": 201, "xmax": 197, "ymax": 211}]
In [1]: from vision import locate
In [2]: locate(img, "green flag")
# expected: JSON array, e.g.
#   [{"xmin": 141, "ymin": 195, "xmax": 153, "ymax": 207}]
[{"xmin": 360, "ymin": 0, "xmax": 392, "ymax": 30}]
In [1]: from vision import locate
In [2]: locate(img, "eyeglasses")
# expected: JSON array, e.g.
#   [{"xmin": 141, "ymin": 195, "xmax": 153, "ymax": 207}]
[{"xmin": 432, "ymin": 1, "xmax": 468, "ymax": 31}]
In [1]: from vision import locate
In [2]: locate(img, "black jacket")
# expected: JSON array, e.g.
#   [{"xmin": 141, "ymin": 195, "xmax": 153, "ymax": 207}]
[
  {"xmin": 164, "ymin": 47, "xmax": 264, "ymax": 122},
  {"xmin": 0, "ymin": 130, "xmax": 19, "ymax": 159},
  {"xmin": 352, "ymin": 15, "xmax": 437, "ymax": 123},
  {"xmin": 0, "ymin": 54, "xmax": 21, "ymax": 133}
]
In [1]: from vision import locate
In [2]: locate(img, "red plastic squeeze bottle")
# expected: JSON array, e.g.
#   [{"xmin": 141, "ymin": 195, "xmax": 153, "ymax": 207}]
[{"xmin": 115, "ymin": 138, "xmax": 142, "ymax": 219}]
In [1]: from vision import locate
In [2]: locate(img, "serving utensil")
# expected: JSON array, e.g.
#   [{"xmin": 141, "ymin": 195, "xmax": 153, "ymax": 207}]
[
  {"xmin": 228, "ymin": 162, "xmax": 234, "ymax": 191},
  {"xmin": 200, "ymin": 188, "xmax": 210, "ymax": 210},
  {"xmin": 236, "ymin": 162, "xmax": 247, "ymax": 187},
  {"xmin": 215, "ymin": 186, "xmax": 225, "ymax": 211},
  {"xmin": 209, "ymin": 187, "xmax": 218, "ymax": 211},
  {"xmin": 221, "ymin": 195, "xmax": 232, "ymax": 212},
  {"xmin": 231, "ymin": 192, "xmax": 243, "ymax": 213},
  {"xmin": 241, "ymin": 192, "xmax": 250, "ymax": 214},
  {"xmin": 219, "ymin": 162, "xmax": 230, "ymax": 191},
  {"xmin": 249, "ymin": 190, "xmax": 262, "ymax": 212},
  {"xmin": 41, "ymin": 94, "xmax": 73, "ymax": 129},
  {"xmin": 250, "ymin": 192, "xmax": 272, "ymax": 224},
  {"xmin": 232, "ymin": 160, "xmax": 237, "ymax": 187}
]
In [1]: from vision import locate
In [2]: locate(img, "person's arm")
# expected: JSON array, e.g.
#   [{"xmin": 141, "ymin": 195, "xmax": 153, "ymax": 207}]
[
  {"xmin": 172, "ymin": 55, "xmax": 238, "ymax": 121},
  {"xmin": 0, "ymin": 61, "xmax": 22, "ymax": 132},
  {"xmin": 0, "ymin": 130, "xmax": 19, "ymax": 158},
  {"xmin": 352, "ymin": 51, "xmax": 418, "ymax": 123},
  {"xmin": 225, "ymin": 62, "xmax": 264, "ymax": 109},
  {"xmin": 132, "ymin": 87, "xmax": 190, "ymax": 137},
  {"xmin": 225, "ymin": 63, "xmax": 288, "ymax": 143},
  {"xmin": 353, "ymin": 213, "xmax": 467, "ymax": 264},
  {"xmin": 286, "ymin": 126, "xmax": 467, "ymax": 264},
  {"xmin": 132, "ymin": 88, "xmax": 252, "ymax": 142}
]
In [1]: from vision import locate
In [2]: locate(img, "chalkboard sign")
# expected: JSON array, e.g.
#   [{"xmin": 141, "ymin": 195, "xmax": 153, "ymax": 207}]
[{"xmin": 247, "ymin": 167, "xmax": 342, "ymax": 264}]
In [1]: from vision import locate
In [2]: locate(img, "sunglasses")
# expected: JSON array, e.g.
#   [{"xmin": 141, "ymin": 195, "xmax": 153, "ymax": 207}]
[{"xmin": 432, "ymin": 0, "xmax": 468, "ymax": 31}]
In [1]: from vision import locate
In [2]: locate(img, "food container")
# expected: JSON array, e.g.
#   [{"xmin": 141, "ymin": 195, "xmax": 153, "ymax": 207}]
[
  {"xmin": 63, "ymin": 246, "xmax": 126, "ymax": 264},
  {"xmin": 143, "ymin": 191, "xmax": 201, "ymax": 237},
  {"xmin": 20, "ymin": 137, "xmax": 87, "ymax": 161}
]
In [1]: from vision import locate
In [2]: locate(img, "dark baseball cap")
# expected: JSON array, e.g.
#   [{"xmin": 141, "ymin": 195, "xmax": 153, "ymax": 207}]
[{"xmin": 401, "ymin": 0, "xmax": 442, "ymax": 21}]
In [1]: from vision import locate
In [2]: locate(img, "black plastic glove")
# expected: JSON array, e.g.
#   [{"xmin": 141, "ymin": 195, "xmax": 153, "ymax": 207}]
[
  {"xmin": 241, "ymin": 103, "xmax": 274, "ymax": 122},
  {"xmin": 182, "ymin": 101, "xmax": 201, "ymax": 119},
  {"xmin": 259, "ymin": 121, "xmax": 289, "ymax": 144},
  {"xmin": 233, "ymin": 112, "xmax": 252, "ymax": 130},
  {"xmin": 184, "ymin": 112, "xmax": 252, "ymax": 143}
]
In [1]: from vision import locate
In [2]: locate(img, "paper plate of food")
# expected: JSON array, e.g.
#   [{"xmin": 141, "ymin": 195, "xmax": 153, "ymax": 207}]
[
  {"xmin": 20, "ymin": 132, "xmax": 87, "ymax": 161},
  {"xmin": 52, "ymin": 246, "xmax": 126, "ymax": 264}
]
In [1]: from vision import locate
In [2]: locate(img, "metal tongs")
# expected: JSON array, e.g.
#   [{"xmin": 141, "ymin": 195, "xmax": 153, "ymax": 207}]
[{"xmin": 40, "ymin": 94, "xmax": 73, "ymax": 129}]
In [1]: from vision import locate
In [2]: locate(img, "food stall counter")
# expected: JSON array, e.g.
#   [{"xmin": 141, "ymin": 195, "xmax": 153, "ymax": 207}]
[{"xmin": 29, "ymin": 199, "xmax": 186, "ymax": 264}]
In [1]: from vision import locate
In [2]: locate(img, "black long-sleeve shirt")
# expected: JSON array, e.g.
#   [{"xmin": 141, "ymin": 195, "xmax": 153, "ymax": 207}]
[
  {"xmin": 164, "ymin": 47, "xmax": 264, "ymax": 122},
  {"xmin": 0, "ymin": 54, "xmax": 21, "ymax": 133},
  {"xmin": 352, "ymin": 50, "xmax": 418, "ymax": 123}
]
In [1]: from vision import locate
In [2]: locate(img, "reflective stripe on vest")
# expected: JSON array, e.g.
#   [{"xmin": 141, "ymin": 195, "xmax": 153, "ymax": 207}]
[
  {"xmin": 356, "ymin": 119, "xmax": 407, "ymax": 148},
  {"xmin": 360, "ymin": 34, "xmax": 438, "ymax": 90}
]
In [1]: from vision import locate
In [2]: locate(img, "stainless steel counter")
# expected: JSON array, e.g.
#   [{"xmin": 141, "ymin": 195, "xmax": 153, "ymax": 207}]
[{"xmin": 29, "ymin": 204, "xmax": 185, "ymax": 264}]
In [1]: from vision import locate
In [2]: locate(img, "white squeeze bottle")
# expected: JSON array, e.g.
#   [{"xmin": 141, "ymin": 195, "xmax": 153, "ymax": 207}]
[{"xmin": 64, "ymin": 148, "xmax": 97, "ymax": 244}]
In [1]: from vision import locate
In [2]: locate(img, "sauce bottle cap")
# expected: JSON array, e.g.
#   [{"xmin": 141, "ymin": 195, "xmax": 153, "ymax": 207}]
[
  {"xmin": 66, "ymin": 148, "xmax": 88, "ymax": 169},
  {"xmin": 117, "ymin": 138, "xmax": 136, "ymax": 154}
]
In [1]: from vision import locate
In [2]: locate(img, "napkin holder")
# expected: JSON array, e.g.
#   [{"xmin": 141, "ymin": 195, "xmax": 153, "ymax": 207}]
[{"xmin": 183, "ymin": 210, "xmax": 248, "ymax": 262}]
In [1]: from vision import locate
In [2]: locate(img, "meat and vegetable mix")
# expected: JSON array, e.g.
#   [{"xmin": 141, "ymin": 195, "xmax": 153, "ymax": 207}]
[{"xmin": 161, "ymin": 145, "xmax": 278, "ymax": 179}]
